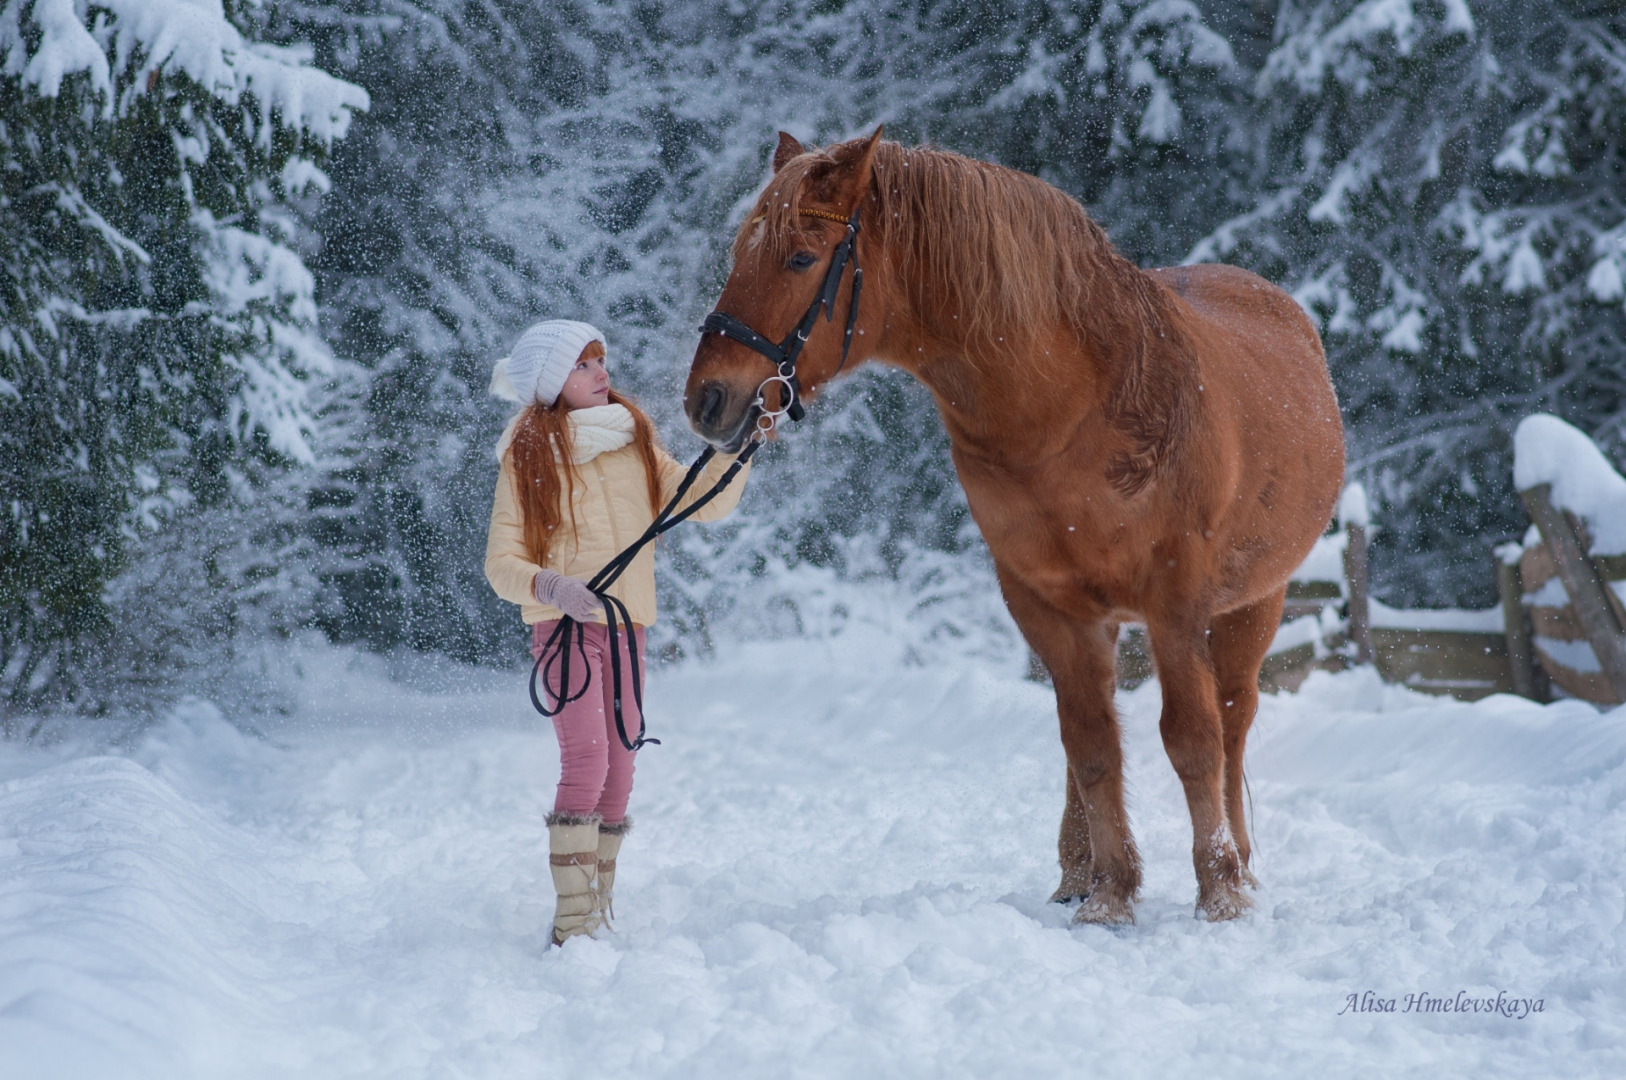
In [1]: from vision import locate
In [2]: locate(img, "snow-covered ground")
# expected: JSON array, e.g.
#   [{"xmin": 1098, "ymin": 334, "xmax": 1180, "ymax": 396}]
[{"xmin": 2, "ymin": 633, "xmax": 1622, "ymax": 1079}]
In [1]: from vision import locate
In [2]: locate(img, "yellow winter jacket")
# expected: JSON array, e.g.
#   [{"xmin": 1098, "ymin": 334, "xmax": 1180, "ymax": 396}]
[{"xmin": 484, "ymin": 440, "xmax": 749, "ymax": 627}]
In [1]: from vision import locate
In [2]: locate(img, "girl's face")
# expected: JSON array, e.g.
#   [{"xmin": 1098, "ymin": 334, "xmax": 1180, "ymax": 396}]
[{"xmin": 558, "ymin": 341, "xmax": 611, "ymax": 410}]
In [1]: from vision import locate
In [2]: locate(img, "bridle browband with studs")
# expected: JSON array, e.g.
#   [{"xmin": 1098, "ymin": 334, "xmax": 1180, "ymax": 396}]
[{"xmin": 698, "ymin": 205, "xmax": 864, "ymax": 434}]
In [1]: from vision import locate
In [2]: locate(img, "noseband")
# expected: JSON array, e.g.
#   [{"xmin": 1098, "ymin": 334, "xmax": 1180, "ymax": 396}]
[{"xmin": 698, "ymin": 205, "xmax": 863, "ymax": 434}]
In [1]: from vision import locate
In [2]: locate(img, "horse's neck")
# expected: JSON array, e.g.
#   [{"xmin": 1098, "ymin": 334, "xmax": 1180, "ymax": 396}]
[
  {"xmin": 882, "ymin": 327, "xmax": 1105, "ymax": 467},
  {"xmin": 878, "ymin": 272, "xmax": 1118, "ymax": 464},
  {"xmin": 872, "ymin": 217, "xmax": 1188, "ymax": 471}
]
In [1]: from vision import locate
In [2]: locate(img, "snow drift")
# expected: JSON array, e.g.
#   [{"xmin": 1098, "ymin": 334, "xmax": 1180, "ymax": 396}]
[{"xmin": 1, "ymin": 637, "xmax": 1621, "ymax": 1078}]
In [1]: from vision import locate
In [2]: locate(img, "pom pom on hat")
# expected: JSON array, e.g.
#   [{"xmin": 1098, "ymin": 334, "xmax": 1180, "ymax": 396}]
[{"xmin": 490, "ymin": 320, "xmax": 605, "ymax": 406}]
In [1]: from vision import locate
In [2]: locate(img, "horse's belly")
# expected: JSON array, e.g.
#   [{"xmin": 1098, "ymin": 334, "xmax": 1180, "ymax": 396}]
[{"xmin": 964, "ymin": 490, "xmax": 1148, "ymax": 618}]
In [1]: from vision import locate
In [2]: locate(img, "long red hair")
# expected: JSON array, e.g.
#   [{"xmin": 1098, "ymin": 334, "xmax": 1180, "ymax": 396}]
[{"xmin": 508, "ymin": 387, "xmax": 665, "ymax": 567}]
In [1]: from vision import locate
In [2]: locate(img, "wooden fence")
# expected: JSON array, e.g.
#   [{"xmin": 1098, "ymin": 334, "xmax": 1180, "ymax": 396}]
[{"xmin": 1051, "ymin": 414, "xmax": 1626, "ymax": 705}]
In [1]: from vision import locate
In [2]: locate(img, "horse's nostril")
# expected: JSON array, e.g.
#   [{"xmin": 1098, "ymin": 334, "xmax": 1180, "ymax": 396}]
[{"xmin": 699, "ymin": 383, "xmax": 728, "ymax": 429}]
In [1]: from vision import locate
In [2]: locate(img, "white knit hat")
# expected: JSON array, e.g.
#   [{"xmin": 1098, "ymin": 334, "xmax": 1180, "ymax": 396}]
[{"xmin": 489, "ymin": 319, "xmax": 605, "ymax": 407}]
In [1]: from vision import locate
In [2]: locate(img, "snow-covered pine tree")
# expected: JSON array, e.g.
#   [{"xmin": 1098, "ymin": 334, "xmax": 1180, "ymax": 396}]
[
  {"xmin": 1187, "ymin": 0, "xmax": 1626, "ymax": 606},
  {"xmin": 0, "ymin": 0, "xmax": 366, "ymax": 720},
  {"xmin": 922, "ymin": 0, "xmax": 1240, "ymax": 259},
  {"xmin": 1470, "ymin": 2, "xmax": 1626, "ymax": 451}
]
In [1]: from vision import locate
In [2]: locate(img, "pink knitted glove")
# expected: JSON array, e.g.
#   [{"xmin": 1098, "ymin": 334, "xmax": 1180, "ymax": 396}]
[{"xmin": 533, "ymin": 569, "xmax": 601, "ymax": 621}]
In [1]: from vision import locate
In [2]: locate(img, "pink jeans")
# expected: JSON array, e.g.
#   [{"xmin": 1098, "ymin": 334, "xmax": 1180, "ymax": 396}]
[{"xmin": 532, "ymin": 620, "xmax": 645, "ymax": 823}]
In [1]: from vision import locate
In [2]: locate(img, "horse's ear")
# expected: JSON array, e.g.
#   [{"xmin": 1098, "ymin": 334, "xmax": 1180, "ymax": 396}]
[
  {"xmin": 828, "ymin": 126, "xmax": 884, "ymax": 212},
  {"xmin": 772, "ymin": 132, "xmax": 805, "ymax": 173}
]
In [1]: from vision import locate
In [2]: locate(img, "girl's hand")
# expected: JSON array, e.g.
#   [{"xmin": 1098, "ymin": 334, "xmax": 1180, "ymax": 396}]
[{"xmin": 533, "ymin": 569, "xmax": 602, "ymax": 622}]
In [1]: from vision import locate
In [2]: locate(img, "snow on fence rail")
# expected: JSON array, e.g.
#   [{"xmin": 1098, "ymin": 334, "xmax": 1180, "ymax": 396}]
[
  {"xmin": 1091, "ymin": 414, "xmax": 1626, "ymax": 704},
  {"xmin": 1512, "ymin": 414, "xmax": 1626, "ymax": 703}
]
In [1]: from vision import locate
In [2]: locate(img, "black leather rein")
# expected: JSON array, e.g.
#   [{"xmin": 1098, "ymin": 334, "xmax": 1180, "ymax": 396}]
[{"xmin": 530, "ymin": 442, "xmax": 758, "ymax": 751}]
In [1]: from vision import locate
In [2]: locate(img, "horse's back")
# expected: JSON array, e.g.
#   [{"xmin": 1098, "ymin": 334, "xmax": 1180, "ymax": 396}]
[
  {"xmin": 1150, "ymin": 264, "xmax": 1324, "ymax": 374},
  {"xmin": 1151, "ymin": 262, "xmax": 1339, "ymax": 444}
]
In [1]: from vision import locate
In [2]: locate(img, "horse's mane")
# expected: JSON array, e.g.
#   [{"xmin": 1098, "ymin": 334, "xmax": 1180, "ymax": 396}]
[{"xmin": 735, "ymin": 139, "xmax": 1197, "ymax": 496}]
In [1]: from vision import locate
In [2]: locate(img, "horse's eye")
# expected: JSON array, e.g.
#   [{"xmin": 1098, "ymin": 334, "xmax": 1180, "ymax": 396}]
[{"xmin": 787, "ymin": 251, "xmax": 817, "ymax": 271}]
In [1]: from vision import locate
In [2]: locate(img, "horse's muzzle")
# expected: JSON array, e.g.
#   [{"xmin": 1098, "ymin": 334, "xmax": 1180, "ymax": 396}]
[{"xmin": 686, "ymin": 379, "xmax": 758, "ymax": 452}]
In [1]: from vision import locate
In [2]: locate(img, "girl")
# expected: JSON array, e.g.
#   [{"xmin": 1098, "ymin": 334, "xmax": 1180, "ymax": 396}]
[{"xmin": 485, "ymin": 319, "xmax": 750, "ymax": 946}]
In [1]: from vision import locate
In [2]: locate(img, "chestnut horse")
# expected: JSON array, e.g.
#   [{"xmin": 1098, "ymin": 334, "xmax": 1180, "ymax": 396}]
[{"xmin": 685, "ymin": 129, "xmax": 1344, "ymax": 924}]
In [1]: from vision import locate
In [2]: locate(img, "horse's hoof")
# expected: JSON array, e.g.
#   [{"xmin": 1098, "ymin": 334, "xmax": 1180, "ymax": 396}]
[
  {"xmin": 1072, "ymin": 893, "xmax": 1135, "ymax": 926},
  {"xmin": 1196, "ymin": 885, "xmax": 1253, "ymax": 922},
  {"xmin": 1050, "ymin": 869, "xmax": 1093, "ymax": 905}
]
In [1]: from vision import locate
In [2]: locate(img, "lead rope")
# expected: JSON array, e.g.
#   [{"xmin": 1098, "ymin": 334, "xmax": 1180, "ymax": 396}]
[
  {"xmin": 529, "ymin": 440, "xmax": 760, "ymax": 750},
  {"xmin": 533, "ymin": 204, "xmax": 862, "ymax": 749}
]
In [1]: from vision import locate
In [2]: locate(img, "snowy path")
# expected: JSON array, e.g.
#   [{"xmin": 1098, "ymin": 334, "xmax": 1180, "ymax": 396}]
[{"xmin": 2, "ymin": 638, "xmax": 1623, "ymax": 1079}]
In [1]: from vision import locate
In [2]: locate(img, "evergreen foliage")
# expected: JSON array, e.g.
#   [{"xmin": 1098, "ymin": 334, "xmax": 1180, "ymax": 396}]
[
  {"xmin": 6, "ymin": 0, "xmax": 1626, "ymax": 718},
  {"xmin": 0, "ymin": 0, "xmax": 365, "ymax": 715},
  {"xmin": 1192, "ymin": 0, "xmax": 1626, "ymax": 604},
  {"xmin": 264, "ymin": 0, "xmax": 1626, "ymax": 650}
]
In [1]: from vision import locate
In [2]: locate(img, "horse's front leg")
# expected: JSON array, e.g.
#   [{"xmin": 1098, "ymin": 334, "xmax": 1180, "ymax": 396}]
[
  {"xmin": 1048, "ymin": 618, "xmax": 1126, "ymax": 903},
  {"xmin": 1147, "ymin": 613, "xmax": 1253, "ymax": 921},
  {"xmin": 999, "ymin": 568, "xmax": 1141, "ymax": 923},
  {"xmin": 1056, "ymin": 624, "xmax": 1143, "ymax": 924},
  {"xmin": 1049, "ymin": 761, "xmax": 1093, "ymax": 904}
]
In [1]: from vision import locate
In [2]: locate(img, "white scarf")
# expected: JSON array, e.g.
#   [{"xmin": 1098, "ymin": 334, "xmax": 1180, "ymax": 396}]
[
  {"xmin": 565, "ymin": 403, "xmax": 636, "ymax": 463},
  {"xmin": 495, "ymin": 403, "xmax": 635, "ymax": 463}
]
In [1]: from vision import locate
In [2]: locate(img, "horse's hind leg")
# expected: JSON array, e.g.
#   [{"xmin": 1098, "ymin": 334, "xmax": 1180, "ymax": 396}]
[
  {"xmin": 1147, "ymin": 612, "xmax": 1251, "ymax": 921},
  {"xmin": 1208, "ymin": 588, "xmax": 1285, "ymax": 880}
]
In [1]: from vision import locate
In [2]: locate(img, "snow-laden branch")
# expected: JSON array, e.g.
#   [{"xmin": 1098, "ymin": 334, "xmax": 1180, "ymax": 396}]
[{"xmin": 7, "ymin": 0, "xmax": 368, "ymax": 142}]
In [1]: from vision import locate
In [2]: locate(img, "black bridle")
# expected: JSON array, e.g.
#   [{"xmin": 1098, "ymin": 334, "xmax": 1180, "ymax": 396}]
[{"xmin": 698, "ymin": 205, "xmax": 864, "ymax": 432}]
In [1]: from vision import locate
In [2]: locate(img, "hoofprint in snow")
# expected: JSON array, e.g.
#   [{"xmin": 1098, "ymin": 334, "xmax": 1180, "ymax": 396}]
[{"xmin": 2, "ymin": 635, "xmax": 1622, "ymax": 1079}]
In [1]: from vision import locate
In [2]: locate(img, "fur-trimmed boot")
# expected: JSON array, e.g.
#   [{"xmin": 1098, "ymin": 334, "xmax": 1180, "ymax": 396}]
[
  {"xmin": 595, "ymin": 818, "xmax": 631, "ymax": 925},
  {"xmin": 547, "ymin": 813, "xmax": 602, "ymax": 946}
]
